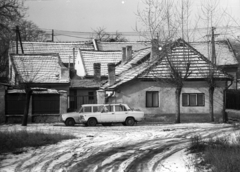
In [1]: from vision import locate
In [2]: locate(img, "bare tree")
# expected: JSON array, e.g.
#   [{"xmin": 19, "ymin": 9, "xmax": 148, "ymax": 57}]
[
  {"xmin": 10, "ymin": 53, "xmax": 62, "ymax": 126},
  {"xmin": 0, "ymin": 0, "xmax": 26, "ymax": 77},
  {"xmin": 136, "ymin": 0, "xmax": 194, "ymax": 123},
  {"xmin": 17, "ymin": 19, "xmax": 50, "ymax": 41},
  {"xmin": 92, "ymin": 27, "xmax": 127, "ymax": 42},
  {"xmin": 166, "ymin": 45, "xmax": 191, "ymax": 123},
  {"xmin": 0, "ymin": 1, "xmax": 49, "ymax": 81},
  {"xmin": 136, "ymin": 0, "xmax": 235, "ymax": 123},
  {"xmin": 198, "ymin": 0, "xmax": 233, "ymax": 122}
]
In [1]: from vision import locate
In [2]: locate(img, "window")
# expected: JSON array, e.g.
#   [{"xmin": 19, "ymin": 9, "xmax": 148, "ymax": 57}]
[
  {"xmin": 182, "ymin": 93, "xmax": 205, "ymax": 106},
  {"xmin": 105, "ymin": 105, "xmax": 114, "ymax": 112},
  {"xmin": 146, "ymin": 91, "xmax": 159, "ymax": 107},
  {"xmin": 115, "ymin": 105, "xmax": 127, "ymax": 112},
  {"xmin": 88, "ymin": 92, "xmax": 94, "ymax": 101}
]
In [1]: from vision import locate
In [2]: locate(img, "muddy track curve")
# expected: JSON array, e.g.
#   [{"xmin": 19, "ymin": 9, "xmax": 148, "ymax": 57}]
[{"xmin": 0, "ymin": 123, "xmax": 238, "ymax": 172}]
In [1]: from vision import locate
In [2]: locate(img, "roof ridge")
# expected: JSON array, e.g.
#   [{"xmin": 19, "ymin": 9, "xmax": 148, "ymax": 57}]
[
  {"xmin": 11, "ymin": 41, "xmax": 92, "ymax": 44},
  {"xmin": 10, "ymin": 53, "xmax": 60, "ymax": 56}
]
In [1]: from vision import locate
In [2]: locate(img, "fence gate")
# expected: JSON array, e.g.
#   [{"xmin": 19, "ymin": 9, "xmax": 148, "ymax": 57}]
[
  {"xmin": 69, "ymin": 95, "xmax": 97, "ymax": 111},
  {"xmin": 226, "ymin": 90, "xmax": 240, "ymax": 110},
  {"xmin": 32, "ymin": 94, "xmax": 60, "ymax": 114},
  {"xmin": 5, "ymin": 93, "xmax": 26, "ymax": 114}
]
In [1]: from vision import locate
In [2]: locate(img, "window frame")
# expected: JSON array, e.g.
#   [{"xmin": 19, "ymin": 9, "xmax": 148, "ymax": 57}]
[
  {"xmin": 146, "ymin": 91, "xmax": 159, "ymax": 108},
  {"xmin": 182, "ymin": 93, "xmax": 205, "ymax": 107}
]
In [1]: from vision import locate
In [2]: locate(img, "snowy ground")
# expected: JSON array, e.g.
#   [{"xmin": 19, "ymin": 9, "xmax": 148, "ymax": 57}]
[{"xmin": 0, "ymin": 123, "xmax": 239, "ymax": 172}]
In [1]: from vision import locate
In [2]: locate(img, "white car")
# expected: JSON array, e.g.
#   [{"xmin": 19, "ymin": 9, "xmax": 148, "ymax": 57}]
[{"xmin": 60, "ymin": 104, "xmax": 145, "ymax": 126}]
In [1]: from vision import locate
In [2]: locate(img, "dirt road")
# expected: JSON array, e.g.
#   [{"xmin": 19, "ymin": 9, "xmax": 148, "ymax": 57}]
[{"xmin": 0, "ymin": 123, "xmax": 238, "ymax": 172}]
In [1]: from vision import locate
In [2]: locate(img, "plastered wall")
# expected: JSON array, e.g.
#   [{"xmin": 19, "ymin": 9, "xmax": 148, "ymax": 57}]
[{"xmin": 108, "ymin": 79, "xmax": 225, "ymax": 115}]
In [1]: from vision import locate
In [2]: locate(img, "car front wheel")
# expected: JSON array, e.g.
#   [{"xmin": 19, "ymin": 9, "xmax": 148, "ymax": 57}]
[
  {"xmin": 87, "ymin": 118, "xmax": 97, "ymax": 126},
  {"xmin": 65, "ymin": 118, "xmax": 75, "ymax": 126},
  {"xmin": 125, "ymin": 117, "xmax": 135, "ymax": 126}
]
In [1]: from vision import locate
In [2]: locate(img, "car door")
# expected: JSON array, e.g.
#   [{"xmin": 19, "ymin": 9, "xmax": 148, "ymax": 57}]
[
  {"xmin": 100, "ymin": 105, "xmax": 116, "ymax": 122},
  {"xmin": 115, "ymin": 105, "xmax": 128, "ymax": 122}
]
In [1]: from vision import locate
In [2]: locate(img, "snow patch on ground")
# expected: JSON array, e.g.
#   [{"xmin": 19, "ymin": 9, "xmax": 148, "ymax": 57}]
[{"xmin": 0, "ymin": 123, "xmax": 239, "ymax": 172}]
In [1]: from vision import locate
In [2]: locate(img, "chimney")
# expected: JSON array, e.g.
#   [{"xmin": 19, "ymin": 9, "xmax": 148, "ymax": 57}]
[
  {"xmin": 93, "ymin": 63, "xmax": 101, "ymax": 82},
  {"xmin": 126, "ymin": 46, "xmax": 132, "ymax": 62},
  {"xmin": 108, "ymin": 63, "xmax": 116, "ymax": 85},
  {"xmin": 122, "ymin": 47, "xmax": 126, "ymax": 63},
  {"xmin": 151, "ymin": 39, "xmax": 159, "ymax": 61}
]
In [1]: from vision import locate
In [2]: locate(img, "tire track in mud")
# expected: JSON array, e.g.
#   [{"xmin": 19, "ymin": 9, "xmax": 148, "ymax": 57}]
[
  {"xmin": 0, "ymin": 124, "xmax": 238, "ymax": 172},
  {"xmin": 69, "ymin": 139, "xmax": 189, "ymax": 172}
]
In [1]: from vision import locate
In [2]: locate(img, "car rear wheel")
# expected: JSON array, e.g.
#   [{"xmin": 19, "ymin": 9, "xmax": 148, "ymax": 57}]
[
  {"xmin": 65, "ymin": 118, "xmax": 75, "ymax": 126},
  {"xmin": 125, "ymin": 117, "xmax": 135, "ymax": 126},
  {"xmin": 87, "ymin": 118, "xmax": 97, "ymax": 126}
]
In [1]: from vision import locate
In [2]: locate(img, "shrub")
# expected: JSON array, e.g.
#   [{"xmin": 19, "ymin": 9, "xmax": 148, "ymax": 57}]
[
  {"xmin": 189, "ymin": 134, "xmax": 240, "ymax": 172},
  {"xmin": 0, "ymin": 129, "xmax": 75, "ymax": 154}
]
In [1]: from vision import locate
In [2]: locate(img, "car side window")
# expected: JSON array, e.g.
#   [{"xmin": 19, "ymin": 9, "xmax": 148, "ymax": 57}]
[
  {"xmin": 115, "ymin": 105, "xmax": 127, "ymax": 112},
  {"xmin": 83, "ymin": 106, "xmax": 91, "ymax": 113},
  {"xmin": 105, "ymin": 105, "xmax": 114, "ymax": 112},
  {"xmin": 93, "ymin": 106, "xmax": 99, "ymax": 112}
]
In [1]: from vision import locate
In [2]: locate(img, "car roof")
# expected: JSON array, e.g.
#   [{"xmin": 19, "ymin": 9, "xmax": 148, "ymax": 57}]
[{"xmin": 82, "ymin": 104, "xmax": 127, "ymax": 107}]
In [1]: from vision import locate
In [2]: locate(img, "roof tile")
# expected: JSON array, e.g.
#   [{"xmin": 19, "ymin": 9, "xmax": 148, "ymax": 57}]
[
  {"xmin": 80, "ymin": 51, "xmax": 122, "ymax": 76},
  {"xmin": 103, "ymin": 39, "xmax": 232, "ymax": 89},
  {"xmin": 11, "ymin": 54, "xmax": 69, "ymax": 83},
  {"xmin": 9, "ymin": 41, "xmax": 94, "ymax": 63}
]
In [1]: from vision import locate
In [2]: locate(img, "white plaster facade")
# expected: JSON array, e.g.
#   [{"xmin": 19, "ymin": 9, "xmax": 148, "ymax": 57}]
[{"xmin": 108, "ymin": 79, "xmax": 225, "ymax": 115}]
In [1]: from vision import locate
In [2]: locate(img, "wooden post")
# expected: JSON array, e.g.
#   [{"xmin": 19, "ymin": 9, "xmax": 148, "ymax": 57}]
[{"xmin": 52, "ymin": 29, "xmax": 54, "ymax": 42}]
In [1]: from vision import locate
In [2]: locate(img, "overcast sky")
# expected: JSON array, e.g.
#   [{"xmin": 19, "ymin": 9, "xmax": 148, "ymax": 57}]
[{"xmin": 25, "ymin": 0, "xmax": 240, "ymax": 41}]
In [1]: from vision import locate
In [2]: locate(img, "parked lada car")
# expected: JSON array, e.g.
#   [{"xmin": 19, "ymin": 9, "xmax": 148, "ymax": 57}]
[{"xmin": 60, "ymin": 104, "xmax": 145, "ymax": 126}]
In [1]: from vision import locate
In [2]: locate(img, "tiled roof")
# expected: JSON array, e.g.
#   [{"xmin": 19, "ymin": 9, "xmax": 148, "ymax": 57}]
[
  {"xmin": 191, "ymin": 41, "xmax": 238, "ymax": 66},
  {"xmin": 95, "ymin": 41, "xmax": 151, "ymax": 51},
  {"xmin": 115, "ymin": 48, "xmax": 151, "ymax": 75},
  {"xmin": 103, "ymin": 39, "xmax": 232, "ymax": 89},
  {"xmin": 140, "ymin": 43, "xmax": 231, "ymax": 80},
  {"xmin": 10, "ymin": 54, "xmax": 69, "ymax": 83},
  {"xmin": 94, "ymin": 41, "xmax": 238, "ymax": 66},
  {"xmin": 9, "ymin": 41, "xmax": 94, "ymax": 63},
  {"xmin": 80, "ymin": 50, "xmax": 122, "ymax": 76}
]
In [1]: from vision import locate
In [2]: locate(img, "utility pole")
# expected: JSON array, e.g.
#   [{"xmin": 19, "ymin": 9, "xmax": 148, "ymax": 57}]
[
  {"xmin": 211, "ymin": 27, "xmax": 216, "ymax": 64},
  {"xmin": 15, "ymin": 26, "xmax": 24, "ymax": 54},
  {"xmin": 17, "ymin": 26, "xmax": 24, "ymax": 54}
]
